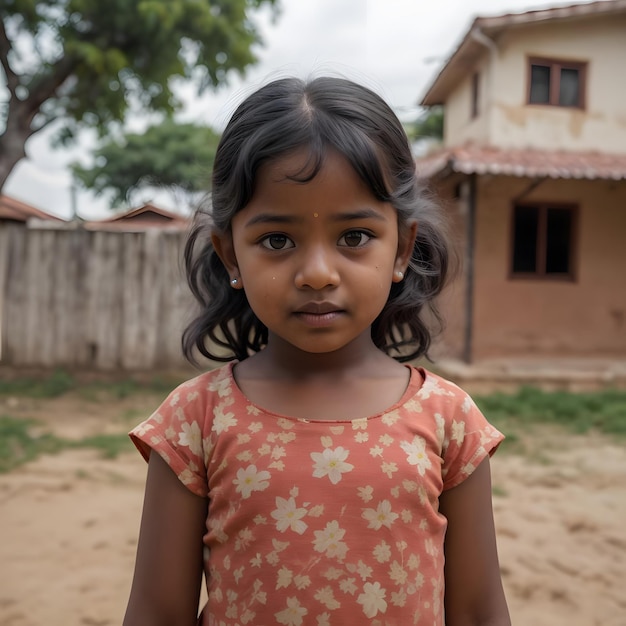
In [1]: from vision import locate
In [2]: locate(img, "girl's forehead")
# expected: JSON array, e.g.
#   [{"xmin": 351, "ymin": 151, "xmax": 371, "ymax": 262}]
[
  {"xmin": 236, "ymin": 150, "xmax": 397, "ymax": 227},
  {"xmin": 261, "ymin": 147, "xmax": 327, "ymax": 180},
  {"xmin": 256, "ymin": 149, "xmax": 361, "ymax": 192},
  {"xmin": 258, "ymin": 147, "xmax": 366, "ymax": 185}
]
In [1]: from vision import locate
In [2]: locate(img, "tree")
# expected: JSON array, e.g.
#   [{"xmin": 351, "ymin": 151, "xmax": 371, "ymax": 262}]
[
  {"xmin": 0, "ymin": 0, "xmax": 277, "ymax": 190},
  {"xmin": 71, "ymin": 118, "xmax": 220, "ymax": 210},
  {"xmin": 406, "ymin": 106, "xmax": 444, "ymax": 143}
]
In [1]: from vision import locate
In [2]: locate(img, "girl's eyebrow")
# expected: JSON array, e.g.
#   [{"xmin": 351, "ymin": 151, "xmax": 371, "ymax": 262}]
[
  {"xmin": 244, "ymin": 207, "xmax": 387, "ymax": 228},
  {"xmin": 333, "ymin": 208, "xmax": 387, "ymax": 222}
]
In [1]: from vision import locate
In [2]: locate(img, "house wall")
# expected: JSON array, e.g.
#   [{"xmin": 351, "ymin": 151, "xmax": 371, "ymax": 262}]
[
  {"xmin": 470, "ymin": 176, "xmax": 626, "ymax": 358},
  {"xmin": 429, "ymin": 179, "xmax": 469, "ymax": 360},
  {"xmin": 443, "ymin": 14, "xmax": 626, "ymax": 153},
  {"xmin": 443, "ymin": 55, "xmax": 490, "ymax": 148},
  {"xmin": 489, "ymin": 15, "xmax": 626, "ymax": 152}
]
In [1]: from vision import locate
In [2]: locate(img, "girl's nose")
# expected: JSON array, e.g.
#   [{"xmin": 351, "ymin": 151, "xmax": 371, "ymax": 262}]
[{"xmin": 294, "ymin": 245, "xmax": 340, "ymax": 290}]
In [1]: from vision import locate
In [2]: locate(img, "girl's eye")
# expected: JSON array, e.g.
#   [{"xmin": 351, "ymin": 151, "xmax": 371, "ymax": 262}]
[
  {"xmin": 260, "ymin": 234, "xmax": 294, "ymax": 250},
  {"xmin": 338, "ymin": 230, "xmax": 371, "ymax": 248}
]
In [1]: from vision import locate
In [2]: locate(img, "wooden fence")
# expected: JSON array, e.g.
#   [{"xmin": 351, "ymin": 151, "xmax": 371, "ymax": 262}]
[{"xmin": 0, "ymin": 222, "xmax": 199, "ymax": 370}]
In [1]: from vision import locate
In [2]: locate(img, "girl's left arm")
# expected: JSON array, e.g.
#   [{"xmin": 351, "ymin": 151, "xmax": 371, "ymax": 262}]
[{"xmin": 439, "ymin": 457, "xmax": 511, "ymax": 626}]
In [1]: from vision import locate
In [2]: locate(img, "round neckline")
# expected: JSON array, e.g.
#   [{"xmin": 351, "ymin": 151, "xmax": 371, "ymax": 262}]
[{"xmin": 225, "ymin": 361, "xmax": 426, "ymax": 424}]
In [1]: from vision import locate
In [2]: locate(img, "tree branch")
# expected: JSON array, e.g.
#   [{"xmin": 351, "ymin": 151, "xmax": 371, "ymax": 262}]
[
  {"xmin": 22, "ymin": 55, "xmax": 77, "ymax": 123},
  {"xmin": 0, "ymin": 17, "xmax": 20, "ymax": 99}
]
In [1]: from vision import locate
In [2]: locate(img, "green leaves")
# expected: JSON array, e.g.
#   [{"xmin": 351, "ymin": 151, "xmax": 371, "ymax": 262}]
[
  {"xmin": 71, "ymin": 118, "xmax": 220, "ymax": 208},
  {"xmin": 0, "ymin": 0, "xmax": 277, "ymax": 190}
]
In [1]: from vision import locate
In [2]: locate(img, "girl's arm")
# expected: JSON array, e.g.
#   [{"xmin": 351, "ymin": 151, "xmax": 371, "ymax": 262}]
[
  {"xmin": 123, "ymin": 451, "xmax": 208, "ymax": 626},
  {"xmin": 439, "ymin": 457, "xmax": 511, "ymax": 626}
]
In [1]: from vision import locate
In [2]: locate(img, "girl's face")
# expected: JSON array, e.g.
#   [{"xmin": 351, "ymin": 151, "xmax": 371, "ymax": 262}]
[{"xmin": 213, "ymin": 149, "xmax": 416, "ymax": 358}]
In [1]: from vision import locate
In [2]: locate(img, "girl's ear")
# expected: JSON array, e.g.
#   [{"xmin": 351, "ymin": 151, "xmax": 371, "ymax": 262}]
[
  {"xmin": 393, "ymin": 220, "xmax": 418, "ymax": 282},
  {"xmin": 211, "ymin": 230, "xmax": 243, "ymax": 288}
]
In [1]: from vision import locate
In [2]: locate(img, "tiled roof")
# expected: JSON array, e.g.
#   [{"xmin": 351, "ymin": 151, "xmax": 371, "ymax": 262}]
[
  {"xmin": 83, "ymin": 203, "xmax": 190, "ymax": 231},
  {"xmin": 416, "ymin": 145, "xmax": 626, "ymax": 180},
  {"xmin": 0, "ymin": 195, "xmax": 64, "ymax": 222}
]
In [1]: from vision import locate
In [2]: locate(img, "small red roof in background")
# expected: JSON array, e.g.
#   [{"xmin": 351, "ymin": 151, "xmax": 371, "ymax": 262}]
[
  {"xmin": 416, "ymin": 145, "xmax": 626, "ymax": 181},
  {"xmin": 0, "ymin": 195, "xmax": 65, "ymax": 223},
  {"xmin": 83, "ymin": 203, "xmax": 190, "ymax": 231}
]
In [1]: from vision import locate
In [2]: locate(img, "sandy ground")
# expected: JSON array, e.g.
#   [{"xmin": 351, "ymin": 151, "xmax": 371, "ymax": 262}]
[{"xmin": 1, "ymin": 390, "xmax": 625, "ymax": 626}]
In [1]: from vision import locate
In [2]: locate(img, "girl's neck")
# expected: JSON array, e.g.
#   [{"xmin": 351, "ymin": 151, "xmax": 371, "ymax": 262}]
[
  {"xmin": 238, "ymin": 332, "xmax": 403, "ymax": 382},
  {"xmin": 232, "ymin": 334, "xmax": 413, "ymax": 421}
]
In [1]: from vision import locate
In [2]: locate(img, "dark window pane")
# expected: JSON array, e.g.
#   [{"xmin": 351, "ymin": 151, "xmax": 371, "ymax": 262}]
[
  {"xmin": 559, "ymin": 68, "xmax": 580, "ymax": 106},
  {"xmin": 471, "ymin": 72, "xmax": 480, "ymax": 118},
  {"xmin": 513, "ymin": 206, "xmax": 539, "ymax": 273},
  {"xmin": 530, "ymin": 65, "xmax": 551, "ymax": 103},
  {"xmin": 546, "ymin": 209, "xmax": 572, "ymax": 273}
]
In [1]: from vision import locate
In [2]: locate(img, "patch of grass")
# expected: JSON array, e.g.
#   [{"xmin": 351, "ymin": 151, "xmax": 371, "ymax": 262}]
[
  {"xmin": 70, "ymin": 433, "xmax": 134, "ymax": 459},
  {"xmin": 0, "ymin": 370, "xmax": 75, "ymax": 398},
  {"xmin": 491, "ymin": 485, "xmax": 508, "ymax": 498},
  {"xmin": 476, "ymin": 386, "xmax": 626, "ymax": 439},
  {"xmin": 0, "ymin": 415, "xmax": 134, "ymax": 473},
  {"xmin": 0, "ymin": 370, "xmax": 184, "ymax": 400},
  {"xmin": 0, "ymin": 415, "xmax": 65, "ymax": 472}
]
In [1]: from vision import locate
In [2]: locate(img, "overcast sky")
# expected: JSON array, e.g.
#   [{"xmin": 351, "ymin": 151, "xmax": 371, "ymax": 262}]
[{"xmin": 4, "ymin": 0, "xmax": 594, "ymax": 219}]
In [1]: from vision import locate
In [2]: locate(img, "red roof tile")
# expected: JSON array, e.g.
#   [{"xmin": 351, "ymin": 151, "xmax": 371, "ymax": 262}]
[
  {"xmin": 0, "ymin": 195, "xmax": 64, "ymax": 222},
  {"xmin": 83, "ymin": 203, "xmax": 190, "ymax": 231},
  {"xmin": 416, "ymin": 145, "xmax": 626, "ymax": 180}
]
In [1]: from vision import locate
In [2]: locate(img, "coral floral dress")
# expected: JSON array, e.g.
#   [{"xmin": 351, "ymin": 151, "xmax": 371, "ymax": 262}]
[{"xmin": 130, "ymin": 363, "xmax": 503, "ymax": 626}]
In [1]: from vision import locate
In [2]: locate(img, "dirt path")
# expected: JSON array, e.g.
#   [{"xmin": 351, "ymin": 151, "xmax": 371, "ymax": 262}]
[{"xmin": 1, "ymin": 393, "xmax": 625, "ymax": 625}]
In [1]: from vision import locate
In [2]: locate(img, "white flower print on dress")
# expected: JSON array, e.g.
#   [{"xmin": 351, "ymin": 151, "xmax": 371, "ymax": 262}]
[
  {"xmin": 373, "ymin": 541, "xmax": 391, "ymax": 563},
  {"xmin": 276, "ymin": 566, "xmax": 293, "ymax": 589},
  {"xmin": 418, "ymin": 376, "xmax": 453, "ymax": 399},
  {"xmin": 358, "ymin": 485, "xmax": 374, "ymax": 502},
  {"xmin": 357, "ymin": 581, "xmax": 387, "ymax": 618},
  {"xmin": 362, "ymin": 500, "xmax": 399, "ymax": 530},
  {"xmin": 271, "ymin": 496, "xmax": 308, "ymax": 534},
  {"xmin": 451, "ymin": 419, "xmax": 466, "ymax": 446},
  {"xmin": 316, "ymin": 613, "xmax": 331, "ymax": 626},
  {"xmin": 132, "ymin": 421, "xmax": 154, "ymax": 437},
  {"xmin": 233, "ymin": 465, "xmax": 271, "ymax": 499},
  {"xmin": 207, "ymin": 373, "xmax": 232, "ymax": 397},
  {"xmin": 400, "ymin": 435, "xmax": 432, "ymax": 476},
  {"xmin": 313, "ymin": 520, "xmax": 348, "ymax": 560},
  {"xmin": 177, "ymin": 421, "xmax": 202, "ymax": 456},
  {"xmin": 310, "ymin": 446, "xmax": 354, "ymax": 484},
  {"xmin": 315, "ymin": 586, "xmax": 341, "ymax": 610},
  {"xmin": 461, "ymin": 395, "xmax": 474, "ymax": 413},
  {"xmin": 213, "ymin": 401, "xmax": 237, "ymax": 433},
  {"xmin": 275, "ymin": 597, "xmax": 308, "ymax": 626}
]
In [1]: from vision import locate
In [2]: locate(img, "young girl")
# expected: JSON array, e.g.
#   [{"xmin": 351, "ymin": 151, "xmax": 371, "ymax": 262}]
[{"xmin": 124, "ymin": 76, "xmax": 510, "ymax": 626}]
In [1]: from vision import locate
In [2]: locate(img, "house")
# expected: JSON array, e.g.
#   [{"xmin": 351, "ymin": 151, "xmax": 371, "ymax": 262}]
[
  {"xmin": 417, "ymin": 0, "xmax": 626, "ymax": 367},
  {"xmin": 83, "ymin": 203, "xmax": 190, "ymax": 232},
  {"xmin": 0, "ymin": 194, "xmax": 65, "ymax": 224}
]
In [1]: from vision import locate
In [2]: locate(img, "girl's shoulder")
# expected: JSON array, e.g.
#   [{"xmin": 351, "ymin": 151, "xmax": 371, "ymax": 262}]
[
  {"xmin": 410, "ymin": 366, "xmax": 479, "ymax": 412},
  {"xmin": 162, "ymin": 361, "xmax": 238, "ymax": 411}
]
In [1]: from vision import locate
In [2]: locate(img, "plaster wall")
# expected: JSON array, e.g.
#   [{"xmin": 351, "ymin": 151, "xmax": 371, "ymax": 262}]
[
  {"xmin": 470, "ymin": 177, "xmax": 626, "ymax": 358},
  {"xmin": 442, "ymin": 15, "xmax": 626, "ymax": 153},
  {"xmin": 489, "ymin": 16, "xmax": 626, "ymax": 152}
]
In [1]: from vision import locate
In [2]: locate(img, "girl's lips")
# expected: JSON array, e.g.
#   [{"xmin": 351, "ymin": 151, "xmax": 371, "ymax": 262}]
[
  {"xmin": 294, "ymin": 301, "xmax": 343, "ymax": 315},
  {"xmin": 293, "ymin": 310, "xmax": 345, "ymax": 327}
]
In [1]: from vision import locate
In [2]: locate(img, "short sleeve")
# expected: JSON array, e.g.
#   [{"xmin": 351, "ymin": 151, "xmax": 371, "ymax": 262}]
[
  {"xmin": 440, "ymin": 391, "xmax": 504, "ymax": 491},
  {"xmin": 129, "ymin": 379, "xmax": 210, "ymax": 497}
]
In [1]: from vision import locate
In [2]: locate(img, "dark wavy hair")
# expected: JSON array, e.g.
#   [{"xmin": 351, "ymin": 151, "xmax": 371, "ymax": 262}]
[{"xmin": 183, "ymin": 76, "xmax": 452, "ymax": 364}]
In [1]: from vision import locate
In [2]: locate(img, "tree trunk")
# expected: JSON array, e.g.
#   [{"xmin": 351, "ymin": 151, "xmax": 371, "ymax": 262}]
[
  {"xmin": 0, "ymin": 86, "xmax": 39, "ymax": 192},
  {"xmin": 0, "ymin": 125, "xmax": 29, "ymax": 192}
]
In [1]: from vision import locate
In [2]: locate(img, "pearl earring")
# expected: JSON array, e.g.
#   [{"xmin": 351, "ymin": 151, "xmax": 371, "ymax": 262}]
[
  {"xmin": 231, "ymin": 278, "xmax": 238, "ymax": 286},
  {"xmin": 395, "ymin": 271, "xmax": 404, "ymax": 280}
]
